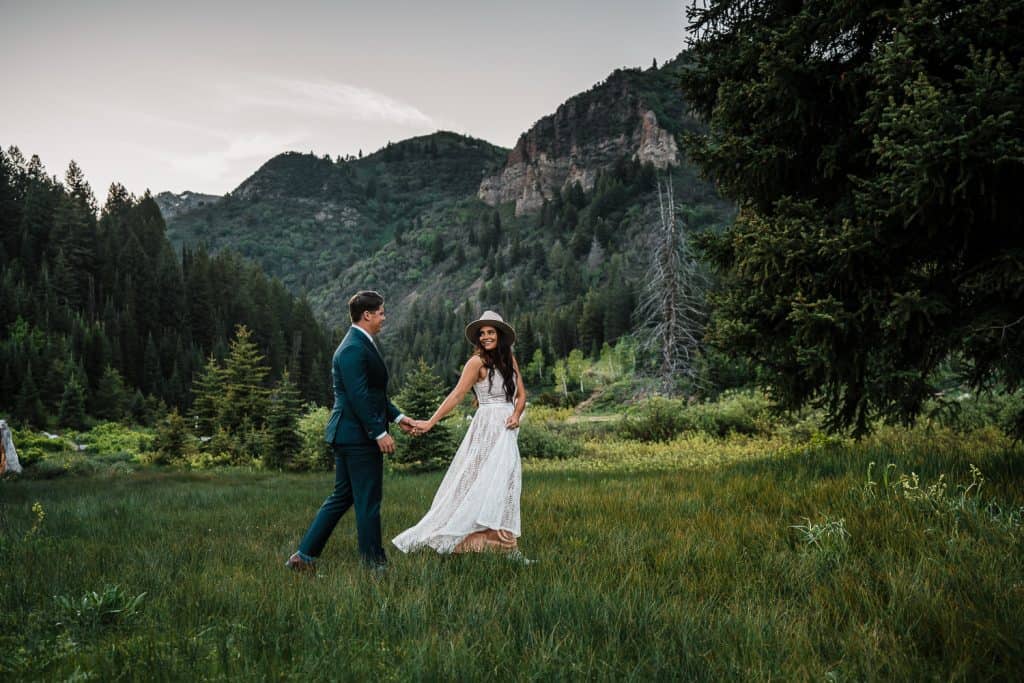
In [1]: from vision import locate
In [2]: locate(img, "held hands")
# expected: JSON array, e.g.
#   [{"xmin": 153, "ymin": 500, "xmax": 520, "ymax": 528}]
[
  {"xmin": 409, "ymin": 419, "xmax": 432, "ymax": 436},
  {"xmin": 397, "ymin": 416, "xmax": 416, "ymax": 435}
]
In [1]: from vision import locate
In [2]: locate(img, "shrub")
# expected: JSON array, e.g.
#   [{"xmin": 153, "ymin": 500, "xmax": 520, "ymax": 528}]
[
  {"xmin": 618, "ymin": 391, "xmax": 775, "ymax": 442},
  {"xmin": 147, "ymin": 410, "xmax": 195, "ymax": 465},
  {"xmin": 517, "ymin": 412, "xmax": 579, "ymax": 460},
  {"xmin": 925, "ymin": 389, "xmax": 1024, "ymax": 435},
  {"xmin": 75, "ymin": 422, "xmax": 152, "ymax": 458},
  {"xmin": 618, "ymin": 397, "xmax": 689, "ymax": 442},
  {"xmin": 682, "ymin": 390, "xmax": 773, "ymax": 437},
  {"xmin": 295, "ymin": 405, "xmax": 331, "ymax": 471}
]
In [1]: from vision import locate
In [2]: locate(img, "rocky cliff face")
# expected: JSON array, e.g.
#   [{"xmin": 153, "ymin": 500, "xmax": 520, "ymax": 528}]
[
  {"xmin": 479, "ymin": 65, "xmax": 686, "ymax": 216},
  {"xmin": 154, "ymin": 191, "xmax": 222, "ymax": 220}
]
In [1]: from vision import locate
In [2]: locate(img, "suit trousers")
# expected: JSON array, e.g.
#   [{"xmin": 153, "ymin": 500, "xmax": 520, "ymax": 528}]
[{"xmin": 298, "ymin": 443, "xmax": 386, "ymax": 566}]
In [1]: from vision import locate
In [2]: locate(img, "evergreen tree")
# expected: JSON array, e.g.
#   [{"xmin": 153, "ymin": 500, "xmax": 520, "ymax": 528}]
[
  {"xmin": 191, "ymin": 353, "xmax": 225, "ymax": 436},
  {"xmin": 264, "ymin": 369, "xmax": 303, "ymax": 469},
  {"xmin": 430, "ymin": 233, "xmax": 445, "ymax": 264},
  {"xmin": 150, "ymin": 409, "xmax": 193, "ymax": 465},
  {"xmin": 218, "ymin": 324, "xmax": 271, "ymax": 434},
  {"xmin": 93, "ymin": 365, "xmax": 128, "ymax": 421},
  {"xmin": 14, "ymin": 364, "xmax": 46, "ymax": 427},
  {"xmin": 143, "ymin": 333, "xmax": 162, "ymax": 396},
  {"xmin": 394, "ymin": 359, "xmax": 452, "ymax": 470},
  {"xmin": 57, "ymin": 372, "xmax": 88, "ymax": 429},
  {"xmin": 681, "ymin": 0, "xmax": 1024, "ymax": 433}
]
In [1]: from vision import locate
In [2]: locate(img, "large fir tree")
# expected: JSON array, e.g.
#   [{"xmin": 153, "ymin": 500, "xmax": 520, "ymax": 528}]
[{"xmin": 680, "ymin": 0, "xmax": 1024, "ymax": 434}]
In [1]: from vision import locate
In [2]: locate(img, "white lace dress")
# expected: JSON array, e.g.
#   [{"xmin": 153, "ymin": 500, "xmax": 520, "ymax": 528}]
[{"xmin": 392, "ymin": 369, "xmax": 522, "ymax": 554}]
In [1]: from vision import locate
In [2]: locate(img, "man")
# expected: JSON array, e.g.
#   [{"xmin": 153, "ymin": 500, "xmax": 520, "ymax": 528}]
[{"xmin": 287, "ymin": 290, "xmax": 413, "ymax": 572}]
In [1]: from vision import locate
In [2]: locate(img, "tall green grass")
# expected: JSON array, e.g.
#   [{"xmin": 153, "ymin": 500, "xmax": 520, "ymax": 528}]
[{"xmin": 1, "ymin": 426, "xmax": 1022, "ymax": 680}]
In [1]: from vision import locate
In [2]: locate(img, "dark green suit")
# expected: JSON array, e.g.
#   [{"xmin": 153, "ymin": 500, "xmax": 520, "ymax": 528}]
[{"xmin": 298, "ymin": 326, "xmax": 401, "ymax": 566}]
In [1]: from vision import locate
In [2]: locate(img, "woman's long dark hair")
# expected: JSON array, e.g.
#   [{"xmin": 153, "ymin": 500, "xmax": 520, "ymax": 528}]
[{"xmin": 473, "ymin": 327, "xmax": 516, "ymax": 402}]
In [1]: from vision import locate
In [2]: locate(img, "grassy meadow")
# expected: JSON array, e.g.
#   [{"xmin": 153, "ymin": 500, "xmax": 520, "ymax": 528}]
[{"xmin": 2, "ymin": 424, "xmax": 1023, "ymax": 680}]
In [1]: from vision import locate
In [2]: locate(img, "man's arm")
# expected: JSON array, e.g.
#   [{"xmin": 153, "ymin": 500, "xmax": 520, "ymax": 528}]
[{"xmin": 337, "ymin": 345, "xmax": 387, "ymax": 440}]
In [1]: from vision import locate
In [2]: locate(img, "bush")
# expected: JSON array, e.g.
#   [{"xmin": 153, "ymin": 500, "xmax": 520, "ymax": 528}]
[
  {"xmin": 147, "ymin": 410, "xmax": 195, "ymax": 465},
  {"xmin": 925, "ymin": 389, "xmax": 1024, "ymax": 435},
  {"xmin": 294, "ymin": 405, "xmax": 332, "ymax": 471},
  {"xmin": 682, "ymin": 390, "xmax": 774, "ymax": 437},
  {"xmin": 618, "ymin": 391, "xmax": 775, "ymax": 442},
  {"xmin": 517, "ymin": 412, "xmax": 579, "ymax": 460},
  {"xmin": 74, "ymin": 422, "xmax": 152, "ymax": 458},
  {"xmin": 581, "ymin": 377, "xmax": 658, "ymax": 413},
  {"xmin": 618, "ymin": 397, "xmax": 689, "ymax": 442}
]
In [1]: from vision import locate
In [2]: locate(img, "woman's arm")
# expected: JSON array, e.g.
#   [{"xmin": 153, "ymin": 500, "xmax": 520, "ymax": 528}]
[
  {"xmin": 506, "ymin": 356, "xmax": 527, "ymax": 429},
  {"xmin": 416, "ymin": 356, "xmax": 484, "ymax": 432}
]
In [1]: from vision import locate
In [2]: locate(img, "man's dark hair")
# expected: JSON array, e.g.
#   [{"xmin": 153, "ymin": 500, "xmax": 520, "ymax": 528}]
[{"xmin": 349, "ymin": 290, "xmax": 384, "ymax": 323}]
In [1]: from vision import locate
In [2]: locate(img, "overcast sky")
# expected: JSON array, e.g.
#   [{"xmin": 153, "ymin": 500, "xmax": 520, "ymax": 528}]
[{"xmin": 2, "ymin": 0, "xmax": 688, "ymax": 199}]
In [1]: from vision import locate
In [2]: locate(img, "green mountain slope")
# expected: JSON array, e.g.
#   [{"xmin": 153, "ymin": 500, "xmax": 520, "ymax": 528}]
[
  {"xmin": 161, "ymin": 56, "xmax": 735, "ymax": 384},
  {"xmin": 164, "ymin": 131, "xmax": 507, "ymax": 295}
]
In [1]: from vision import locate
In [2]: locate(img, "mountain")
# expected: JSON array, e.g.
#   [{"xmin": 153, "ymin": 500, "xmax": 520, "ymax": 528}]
[
  {"xmin": 480, "ymin": 56, "xmax": 697, "ymax": 215},
  {"xmin": 162, "ymin": 55, "xmax": 734, "ymax": 383},
  {"xmin": 154, "ymin": 191, "xmax": 222, "ymax": 220},
  {"xmin": 163, "ymin": 132, "xmax": 507, "ymax": 301}
]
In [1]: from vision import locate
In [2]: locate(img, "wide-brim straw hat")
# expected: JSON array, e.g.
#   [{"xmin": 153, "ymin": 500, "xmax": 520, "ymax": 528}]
[{"xmin": 465, "ymin": 310, "xmax": 516, "ymax": 346}]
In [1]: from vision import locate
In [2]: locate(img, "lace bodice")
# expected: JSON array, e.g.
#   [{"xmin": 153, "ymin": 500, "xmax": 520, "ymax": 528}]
[{"xmin": 474, "ymin": 368, "xmax": 514, "ymax": 405}]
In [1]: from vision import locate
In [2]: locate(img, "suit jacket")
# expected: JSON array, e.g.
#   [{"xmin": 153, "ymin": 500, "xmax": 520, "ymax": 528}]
[{"xmin": 324, "ymin": 327, "xmax": 402, "ymax": 446}]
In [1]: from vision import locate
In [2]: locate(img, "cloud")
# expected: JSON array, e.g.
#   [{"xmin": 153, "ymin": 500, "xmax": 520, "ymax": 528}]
[
  {"xmin": 228, "ymin": 78, "xmax": 435, "ymax": 128},
  {"xmin": 163, "ymin": 130, "xmax": 306, "ymax": 184}
]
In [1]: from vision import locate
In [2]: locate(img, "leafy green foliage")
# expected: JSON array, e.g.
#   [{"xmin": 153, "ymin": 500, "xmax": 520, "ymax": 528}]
[
  {"xmin": 294, "ymin": 404, "xmax": 331, "ymax": 471},
  {"xmin": 148, "ymin": 409, "xmax": 193, "ymax": 465},
  {"xmin": 53, "ymin": 585, "xmax": 146, "ymax": 635},
  {"xmin": 165, "ymin": 133, "xmax": 508, "ymax": 304},
  {"xmin": 680, "ymin": 0, "xmax": 1024, "ymax": 434},
  {"xmin": 0, "ymin": 148, "xmax": 335, "ymax": 429},
  {"xmin": 618, "ymin": 391, "xmax": 775, "ymax": 442},
  {"xmin": 516, "ymin": 414, "xmax": 579, "ymax": 460}
]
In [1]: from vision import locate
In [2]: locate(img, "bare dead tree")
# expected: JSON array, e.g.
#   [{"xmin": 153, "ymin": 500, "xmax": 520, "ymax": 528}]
[{"xmin": 635, "ymin": 177, "xmax": 709, "ymax": 394}]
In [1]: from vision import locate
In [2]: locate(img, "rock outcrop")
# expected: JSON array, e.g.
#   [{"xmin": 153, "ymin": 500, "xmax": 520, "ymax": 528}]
[
  {"xmin": 479, "ymin": 65, "xmax": 686, "ymax": 216},
  {"xmin": 154, "ymin": 191, "xmax": 222, "ymax": 220}
]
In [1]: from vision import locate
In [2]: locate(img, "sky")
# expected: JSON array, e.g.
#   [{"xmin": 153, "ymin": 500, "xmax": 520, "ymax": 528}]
[{"xmin": 1, "ymin": 0, "xmax": 689, "ymax": 200}]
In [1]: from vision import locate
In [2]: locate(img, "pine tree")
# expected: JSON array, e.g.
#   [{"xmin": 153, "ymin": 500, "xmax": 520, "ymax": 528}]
[
  {"xmin": 150, "ymin": 409, "xmax": 192, "ymax": 465},
  {"xmin": 430, "ymin": 233, "xmax": 445, "ymax": 264},
  {"xmin": 394, "ymin": 359, "xmax": 452, "ymax": 470},
  {"xmin": 57, "ymin": 372, "xmax": 88, "ymax": 429},
  {"xmin": 94, "ymin": 365, "xmax": 128, "ymax": 421},
  {"xmin": 264, "ymin": 370, "xmax": 303, "ymax": 469},
  {"xmin": 191, "ymin": 353, "xmax": 225, "ymax": 436},
  {"xmin": 681, "ymin": 0, "xmax": 1024, "ymax": 433},
  {"xmin": 14, "ymin": 364, "xmax": 46, "ymax": 427},
  {"xmin": 143, "ymin": 333, "xmax": 162, "ymax": 396},
  {"xmin": 219, "ymin": 324, "xmax": 271, "ymax": 434}
]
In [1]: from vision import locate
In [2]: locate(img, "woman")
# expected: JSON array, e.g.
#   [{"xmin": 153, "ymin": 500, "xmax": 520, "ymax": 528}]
[{"xmin": 392, "ymin": 311, "xmax": 528, "ymax": 556}]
